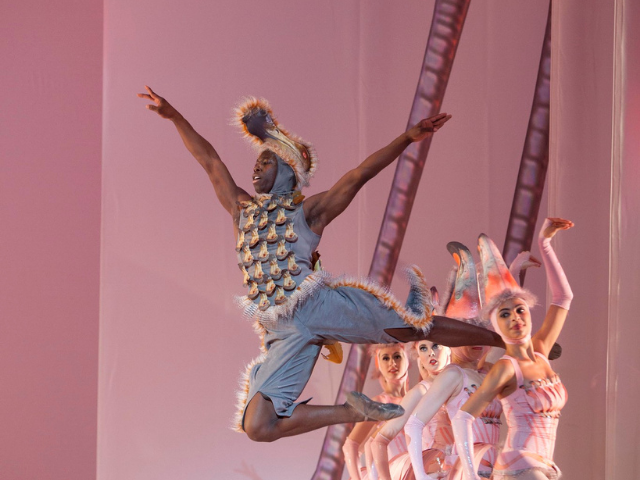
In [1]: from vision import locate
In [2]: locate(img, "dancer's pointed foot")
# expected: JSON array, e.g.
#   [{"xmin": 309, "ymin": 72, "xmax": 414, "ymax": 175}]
[{"xmin": 346, "ymin": 391, "xmax": 404, "ymax": 422}]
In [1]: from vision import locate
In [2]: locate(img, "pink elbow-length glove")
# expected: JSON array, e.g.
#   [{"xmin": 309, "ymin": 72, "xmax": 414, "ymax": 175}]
[
  {"xmin": 371, "ymin": 434, "xmax": 392, "ymax": 480},
  {"xmin": 364, "ymin": 437, "xmax": 378, "ymax": 480},
  {"xmin": 343, "ymin": 437, "xmax": 363, "ymax": 480},
  {"xmin": 451, "ymin": 410, "xmax": 481, "ymax": 480},
  {"xmin": 538, "ymin": 219, "xmax": 573, "ymax": 310},
  {"xmin": 405, "ymin": 416, "xmax": 436, "ymax": 480}
]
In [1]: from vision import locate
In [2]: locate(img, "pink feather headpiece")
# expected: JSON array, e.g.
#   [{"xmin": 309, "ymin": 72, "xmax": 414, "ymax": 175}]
[
  {"xmin": 477, "ymin": 234, "xmax": 537, "ymax": 320},
  {"xmin": 477, "ymin": 234, "xmax": 537, "ymax": 344}
]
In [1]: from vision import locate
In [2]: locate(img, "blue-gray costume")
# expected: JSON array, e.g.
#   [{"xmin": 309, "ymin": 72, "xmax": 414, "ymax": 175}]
[{"xmin": 233, "ymin": 158, "xmax": 434, "ymax": 432}]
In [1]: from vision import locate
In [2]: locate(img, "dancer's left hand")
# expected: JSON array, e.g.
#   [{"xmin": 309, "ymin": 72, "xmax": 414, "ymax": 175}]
[
  {"xmin": 407, "ymin": 112, "xmax": 452, "ymax": 141},
  {"xmin": 540, "ymin": 217, "xmax": 574, "ymax": 239}
]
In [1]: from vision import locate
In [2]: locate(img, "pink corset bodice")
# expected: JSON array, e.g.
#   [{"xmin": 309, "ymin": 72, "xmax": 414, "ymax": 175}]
[{"xmin": 498, "ymin": 353, "xmax": 567, "ymax": 469}]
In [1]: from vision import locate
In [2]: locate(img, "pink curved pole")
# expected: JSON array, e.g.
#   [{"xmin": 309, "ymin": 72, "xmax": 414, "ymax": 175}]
[
  {"xmin": 311, "ymin": 1, "xmax": 472, "ymax": 478},
  {"xmin": 502, "ymin": 4, "xmax": 552, "ymax": 284}
]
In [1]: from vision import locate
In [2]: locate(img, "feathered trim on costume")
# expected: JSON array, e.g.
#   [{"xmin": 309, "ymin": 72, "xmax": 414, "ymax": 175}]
[
  {"xmin": 235, "ymin": 270, "xmax": 332, "ymax": 325},
  {"xmin": 232, "ymin": 351, "xmax": 268, "ymax": 433},
  {"xmin": 328, "ymin": 266, "xmax": 434, "ymax": 334},
  {"xmin": 235, "ymin": 265, "xmax": 434, "ymax": 332},
  {"xmin": 480, "ymin": 287, "xmax": 538, "ymax": 325},
  {"xmin": 403, "ymin": 265, "xmax": 434, "ymax": 317},
  {"xmin": 233, "ymin": 97, "xmax": 318, "ymax": 188}
]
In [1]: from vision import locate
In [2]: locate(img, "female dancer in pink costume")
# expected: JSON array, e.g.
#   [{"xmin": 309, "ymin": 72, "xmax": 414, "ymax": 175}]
[
  {"xmin": 369, "ymin": 338, "xmax": 453, "ymax": 480},
  {"xmin": 451, "ymin": 218, "xmax": 573, "ymax": 480},
  {"xmin": 343, "ymin": 344, "xmax": 411, "ymax": 480},
  {"xmin": 403, "ymin": 243, "xmax": 503, "ymax": 480}
]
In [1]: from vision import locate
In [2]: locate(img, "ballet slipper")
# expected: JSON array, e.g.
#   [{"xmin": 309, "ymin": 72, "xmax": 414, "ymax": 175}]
[{"xmin": 345, "ymin": 391, "xmax": 404, "ymax": 422}]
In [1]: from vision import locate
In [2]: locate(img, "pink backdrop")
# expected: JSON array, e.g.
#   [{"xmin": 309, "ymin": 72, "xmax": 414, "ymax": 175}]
[
  {"xmin": 3, "ymin": 0, "xmax": 637, "ymax": 479},
  {"xmin": 0, "ymin": 0, "xmax": 102, "ymax": 479}
]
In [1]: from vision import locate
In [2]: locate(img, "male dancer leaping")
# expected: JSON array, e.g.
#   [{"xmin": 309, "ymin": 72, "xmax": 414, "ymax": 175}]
[{"xmin": 138, "ymin": 87, "xmax": 504, "ymax": 442}]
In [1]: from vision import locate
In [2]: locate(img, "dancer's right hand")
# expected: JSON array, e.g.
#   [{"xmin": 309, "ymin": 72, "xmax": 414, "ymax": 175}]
[
  {"xmin": 137, "ymin": 85, "xmax": 181, "ymax": 120},
  {"xmin": 540, "ymin": 217, "xmax": 574, "ymax": 240}
]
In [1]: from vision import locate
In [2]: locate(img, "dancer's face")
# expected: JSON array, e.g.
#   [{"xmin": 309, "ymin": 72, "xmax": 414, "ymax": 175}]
[
  {"xmin": 496, "ymin": 297, "xmax": 532, "ymax": 343},
  {"xmin": 452, "ymin": 345, "xmax": 488, "ymax": 364},
  {"xmin": 377, "ymin": 346, "xmax": 409, "ymax": 383},
  {"xmin": 252, "ymin": 151, "xmax": 278, "ymax": 193},
  {"xmin": 416, "ymin": 340, "xmax": 450, "ymax": 376}
]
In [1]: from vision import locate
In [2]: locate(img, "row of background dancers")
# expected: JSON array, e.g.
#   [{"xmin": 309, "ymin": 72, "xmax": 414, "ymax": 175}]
[{"xmin": 343, "ymin": 217, "xmax": 572, "ymax": 480}]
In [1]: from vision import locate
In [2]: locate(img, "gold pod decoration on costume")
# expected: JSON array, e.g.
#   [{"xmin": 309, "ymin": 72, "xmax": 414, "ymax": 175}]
[
  {"xmin": 264, "ymin": 276, "xmax": 276, "ymax": 296},
  {"xmin": 287, "ymin": 253, "xmax": 301, "ymax": 275},
  {"xmin": 274, "ymin": 286, "xmax": 287, "ymax": 305},
  {"xmin": 258, "ymin": 211, "xmax": 269, "ymax": 230},
  {"xmin": 266, "ymin": 199, "xmax": 278, "ymax": 211},
  {"xmin": 276, "ymin": 236, "xmax": 289, "ymax": 261},
  {"xmin": 257, "ymin": 241, "xmax": 270, "ymax": 262},
  {"xmin": 242, "ymin": 245, "xmax": 254, "ymax": 267},
  {"xmin": 258, "ymin": 293, "xmax": 270, "ymax": 311},
  {"xmin": 282, "ymin": 270, "xmax": 296, "ymax": 291},
  {"xmin": 235, "ymin": 230, "xmax": 245, "ymax": 252},
  {"xmin": 248, "ymin": 227, "xmax": 260, "ymax": 248},
  {"xmin": 243, "ymin": 212, "xmax": 257, "ymax": 232},
  {"xmin": 247, "ymin": 281, "xmax": 259, "ymax": 300},
  {"xmin": 284, "ymin": 221, "xmax": 298, "ymax": 242},
  {"xmin": 280, "ymin": 195, "xmax": 296, "ymax": 211},
  {"xmin": 275, "ymin": 208, "xmax": 287, "ymax": 226},
  {"xmin": 266, "ymin": 223, "xmax": 278, "ymax": 243},
  {"xmin": 253, "ymin": 261, "xmax": 265, "ymax": 283},
  {"xmin": 242, "ymin": 203, "xmax": 257, "ymax": 218},
  {"xmin": 253, "ymin": 195, "xmax": 269, "ymax": 208},
  {"xmin": 269, "ymin": 255, "xmax": 282, "ymax": 280},
  {"xmin": 239, "ymin": 263, "xmax": 250, "ymax": 287}
]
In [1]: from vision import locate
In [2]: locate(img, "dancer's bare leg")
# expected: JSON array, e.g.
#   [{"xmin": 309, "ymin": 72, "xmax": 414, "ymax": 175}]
[
  {"xmin": 385, "ymin": 316, "xmax": 505, "ymax": 348},
  {"xmin": 244, "ymin": 393, "xmax": 365, "ymax": 442}
]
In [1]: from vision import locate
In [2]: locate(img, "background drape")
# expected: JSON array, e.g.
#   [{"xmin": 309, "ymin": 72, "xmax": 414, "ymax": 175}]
[{"xmin": 2, "ymin": 1, "xmax": 636, "ymax": 479}]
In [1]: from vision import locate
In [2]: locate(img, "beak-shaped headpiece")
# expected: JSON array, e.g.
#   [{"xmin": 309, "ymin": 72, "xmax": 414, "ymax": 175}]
[
  {"xmin": 477, "ymin": 234, "xmax": 537, "ymax": 321},
  {"xmin": 442, "ymin": 242, "xmax": 483, "ymax": 325},
  {"xmin": 235, "ymin": 97, "xmax": 317, "ymax": 188}
]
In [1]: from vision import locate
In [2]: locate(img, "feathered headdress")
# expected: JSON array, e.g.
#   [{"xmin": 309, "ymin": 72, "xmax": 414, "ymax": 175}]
[{"xmin": 235, "ymin": 97, "xmax": 317, "ymax": 188}]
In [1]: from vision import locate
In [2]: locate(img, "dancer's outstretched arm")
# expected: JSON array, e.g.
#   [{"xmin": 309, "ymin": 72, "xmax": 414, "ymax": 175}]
[
  {"xmin": 378, "ymin": 382, "xmax": 429, "ymax": 440},
  {"xmin": 532, "ymin": 218, "xmax": 574, "ymax": 357},
  {"xmin": 452, "ymin": 361, "xmax": 512, "ymax": 480},
  {"xmin": 409, "ymin": 367, "xmax": 459, "ymax": 426},
  {"xmin": 371, "ymin": 382, "xmax": 429, "ymax": 480},
  {"xmin": 343, "ymin": 436, "xmax": 364, "ymax": 480},
  {"xmin": 138, "ymin": 86, "xmax": 251, "ymax": 216},
  {"xmin": 404, "ymin": 368, "xmax": 461, "ymax": 480},
  {"xmin": 304, "ymin": 113, "xmax": 451, "ymax": 235}
]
